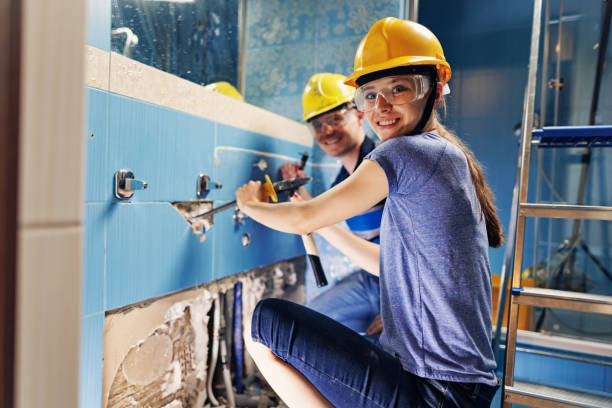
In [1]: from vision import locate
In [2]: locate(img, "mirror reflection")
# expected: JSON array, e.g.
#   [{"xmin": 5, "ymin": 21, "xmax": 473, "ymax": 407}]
[
  {"xmin": 111, "ymin": 0, "xmax": 239, "ymax": 88},
  {"xmin": 111, "ymin": 0, "xmax": 401, "ymax": 121}
]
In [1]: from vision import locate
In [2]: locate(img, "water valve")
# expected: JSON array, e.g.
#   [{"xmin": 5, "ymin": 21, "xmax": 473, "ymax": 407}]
[{"xmin": 114, "ymin": 169, "xmax": 148, "ymax": 200}]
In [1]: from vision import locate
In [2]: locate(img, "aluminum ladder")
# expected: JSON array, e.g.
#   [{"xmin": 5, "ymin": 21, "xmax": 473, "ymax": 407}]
[{"xmin": 501, "ymin": 1, "xmax": 612, "ymax": 407}]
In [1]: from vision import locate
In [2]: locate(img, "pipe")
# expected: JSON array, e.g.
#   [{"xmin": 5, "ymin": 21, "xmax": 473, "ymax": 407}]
[
  {"xmin": 219, "ymin": 295, "xmax": 236, "ymax": 408},
  {"xmin": 207, "ymin": 294, "xmax": 220, "ymax": 406},
  {"xmin": 233, "ymin": 282, "xmax": 244, "ymax": 394}
]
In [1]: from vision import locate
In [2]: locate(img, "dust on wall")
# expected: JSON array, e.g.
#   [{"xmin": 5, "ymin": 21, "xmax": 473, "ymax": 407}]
[{"xmin": 103, "ymin": 257, "xmax": 305, "ymax": 408}]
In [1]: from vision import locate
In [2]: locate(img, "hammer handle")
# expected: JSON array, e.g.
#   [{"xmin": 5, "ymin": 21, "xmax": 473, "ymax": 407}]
[{"xmin": 301, "ymin": 233, "xmax": 328, "ymax": 287}]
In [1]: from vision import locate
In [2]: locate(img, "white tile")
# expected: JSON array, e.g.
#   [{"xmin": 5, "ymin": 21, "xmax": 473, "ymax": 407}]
[
  {"xmin": 15, "ymin": 226, "xmax": 82, "ymax": 408},
  {"xmin": 19, "ymin": 0, "xmax": 87, "ymax": 226}
]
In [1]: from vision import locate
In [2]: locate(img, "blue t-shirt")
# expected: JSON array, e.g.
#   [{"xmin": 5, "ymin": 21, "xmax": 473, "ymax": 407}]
[{"xmin": 365, "ymin": 132, "xmax": 498, "ymax": 386}]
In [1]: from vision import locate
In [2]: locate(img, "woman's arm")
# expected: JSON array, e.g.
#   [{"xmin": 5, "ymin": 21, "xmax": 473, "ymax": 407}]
[
  {"xmin": 316, "ymin": 224, "xmax": 380, "ymax": 276},
  {"xmin": 236, "ymin": 159, "xmax": 388, "ymax": 236}
]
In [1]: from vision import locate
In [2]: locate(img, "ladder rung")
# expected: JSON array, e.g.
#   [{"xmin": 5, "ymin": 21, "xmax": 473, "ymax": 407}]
[
  {"xmin": 511, "ymin": 287, "xmax": 612, "ymax": 314},
  {"xmin": 532, "ymin": 125, "xmax": 612, "ymax": 148},
  {"xmin": 520, "ymin": 203, "xmax": 612, "ymax": 221},
  {"xmin": 505, "ymin": 381, "xmax": 612, "ymax": 408}
]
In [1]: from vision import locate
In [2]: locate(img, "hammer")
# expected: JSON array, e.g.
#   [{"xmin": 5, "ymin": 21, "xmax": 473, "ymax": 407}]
[{"xmin": 293, "ymin": 152, "xmax": 328, "ymax": 288}]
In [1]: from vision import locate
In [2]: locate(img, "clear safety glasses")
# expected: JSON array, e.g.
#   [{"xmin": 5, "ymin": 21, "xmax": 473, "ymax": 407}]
[
  {"xmin": 354, "ymin": 75, "xmax": 432, "ymax": 112},
  {"xmin": 308, "ymin": 107, "xmax": 354, "ymax": 132}
]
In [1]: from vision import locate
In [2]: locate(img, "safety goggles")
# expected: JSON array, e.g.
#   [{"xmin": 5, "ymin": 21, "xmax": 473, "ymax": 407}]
[
  {"xmin": 308, "ymin": 107, "xmax": 354, "ymax": 132},
  {"xmin": 354, "ymin": 75, "xmax": 432, "ymax": 112}
]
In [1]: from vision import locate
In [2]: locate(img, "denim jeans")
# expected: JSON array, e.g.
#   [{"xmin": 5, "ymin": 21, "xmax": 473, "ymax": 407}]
[
  {"xmin": 251, "ymin": 298, "xmax": 499, "ymax": 408},
  {"xmin": 308, "ymin": 270, "xmax": 380, "ymax": 335}
]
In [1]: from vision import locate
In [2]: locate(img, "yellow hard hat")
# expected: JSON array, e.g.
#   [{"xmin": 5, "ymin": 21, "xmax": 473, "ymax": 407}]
[
  {"xmin": 345, "ymin": 17, "xmax": 451, "ymax": 88},
  {"xmin": 302, "ymin": 73, "xmax": 355, "ymax": 122},
  {"xmin": 204, "ymin": 81, "xmax": 244, "ymax": 101}
]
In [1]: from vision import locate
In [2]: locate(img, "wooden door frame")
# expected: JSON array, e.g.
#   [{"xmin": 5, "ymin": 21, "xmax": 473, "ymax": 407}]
[{"xmin": 0, "ymin": 0, "xmax": 21, "ymax": 406}]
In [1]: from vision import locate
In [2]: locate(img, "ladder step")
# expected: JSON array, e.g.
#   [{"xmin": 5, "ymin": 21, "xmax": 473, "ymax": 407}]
[
  {"xmin": 511, "ymin": 287, "xmax": 612, "ymax": 314},
  {"xmin": 520, "ymin": 203, "xmax": 612, "ymax": 221},
  {"xmin": 532, "ymin": 125, "xmax": 612, "ymax": 148},
  {"xmin": 505, "ymin": 381, "xmax": 612, "ymax": 408}
]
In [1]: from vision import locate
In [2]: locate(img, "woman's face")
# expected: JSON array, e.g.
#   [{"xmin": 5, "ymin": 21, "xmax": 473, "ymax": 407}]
[{"xmin": 362, "ymin": 75, "xmax": 432, "ymax": 141}]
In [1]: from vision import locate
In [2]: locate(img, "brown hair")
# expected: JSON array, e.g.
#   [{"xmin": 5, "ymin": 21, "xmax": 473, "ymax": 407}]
[{"xmin": 432, "ymin": 114, "xmax": 505, "ymax": 248}]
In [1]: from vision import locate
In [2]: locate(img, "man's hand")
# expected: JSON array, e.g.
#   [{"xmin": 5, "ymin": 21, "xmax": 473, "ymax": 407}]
[
  {"xmin": 281, "ymin": 162, "xmax": 307, "ymax": 180},
  {"xmin": 366, "ymin": 314, "xmax": 382, "ymax": 335}
]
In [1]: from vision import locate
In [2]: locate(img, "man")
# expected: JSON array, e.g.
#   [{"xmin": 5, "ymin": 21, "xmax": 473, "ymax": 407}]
[{"xmin": 281, "ymin": 73, "xmax": 384, "ymax": 338}]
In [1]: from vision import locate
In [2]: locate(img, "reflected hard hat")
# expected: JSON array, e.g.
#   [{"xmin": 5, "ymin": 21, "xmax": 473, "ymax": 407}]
[
  {"xmin": 345, "ymin": 17, "xmax": 451, "ymax": 88},
  {"xmin": 204, "ymin": 81, "xmax": 244, "ymax": 101},
  {"xmin": 302, "ymin": 73, "xmax": 355, "ymax": 122}
]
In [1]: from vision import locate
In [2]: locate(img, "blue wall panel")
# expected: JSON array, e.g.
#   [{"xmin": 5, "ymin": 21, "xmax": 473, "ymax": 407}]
[
  {"xmin": 105, "ymin": 202, "xmax": 215, "ymax": 310},
  {"xmin": 212, "ymin": 200, "xmax": 303, "ymax": 280},
  {"xmin": 86, "ymin": 88, "xmax": 109, "ymax": 203},
  {"xmin": 84, "ymin": 204, "xmax": 106, "ymax": 316},
  {"xmin": 108, "ymin": 94, "xmax": 216, "ymax": 203},
  {"xmin": 87, "ymin": 0, "xmax": 111, "ymax": 51},
  {"xmin": 214, "ymin": 123, "xmax": 310, "ymax": 201},
  {"xmin": 80, "ymin": 313, "xmax": 104, "ymax": 408}
]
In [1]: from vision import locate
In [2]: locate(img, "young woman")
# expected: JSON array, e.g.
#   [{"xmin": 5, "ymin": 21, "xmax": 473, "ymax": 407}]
[{"xmin": 235, "ymin": 17, "xmax": 504, "ymax": 408}]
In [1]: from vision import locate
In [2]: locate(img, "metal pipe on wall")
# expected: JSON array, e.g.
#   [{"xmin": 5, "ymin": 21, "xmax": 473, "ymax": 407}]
[{"xmin": 238, "ymin": 0, "xmax": 248, "ymax": 97}]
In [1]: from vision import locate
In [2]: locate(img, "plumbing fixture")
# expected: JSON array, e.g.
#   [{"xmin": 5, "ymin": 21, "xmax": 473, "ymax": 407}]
[
  {"xmin": 253, "ymin": 158, "xmax": 268, "ymax": 171},
  {"xmin": 197, "ymin": 173, "xmax": 222, "ymax": 198},
  {"xmin": 114, "ymin": 169, "xmax": 148, "ymax": 200},
  {"xmin": 111, "ymin": 27, "xmax": 139, "ymax": 57},
  {"xmin": 241, "ymin": 233, "xmax": 251, "ymax": 247},
  {"xmin": 233, "ymin": 208, "xmax": 246, "ymax": 225}
]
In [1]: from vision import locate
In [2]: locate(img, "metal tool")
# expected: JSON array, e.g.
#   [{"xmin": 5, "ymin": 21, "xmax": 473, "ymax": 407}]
[
  {"xmin": 293, "ymin": 152, "xmax": 328, "ymax": 287},
  {"xmin": 189, "ymin": 176, "xmax": 311, "ymax": 222}
]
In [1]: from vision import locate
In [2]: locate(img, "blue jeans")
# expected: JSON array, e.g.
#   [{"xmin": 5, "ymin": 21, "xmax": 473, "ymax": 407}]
[
  {"xmin": 251, "ymin": 298, "xmax": 499, "ymax": 408},
  {"xmin": 308, "ymin": 270, "xmax": 380, "ymax": 335}
]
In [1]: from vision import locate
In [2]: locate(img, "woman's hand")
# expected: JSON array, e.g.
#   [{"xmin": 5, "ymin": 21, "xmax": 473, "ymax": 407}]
[{"xmin": 236, "ymin": 180, "xmax": 266, "ymax": 212}]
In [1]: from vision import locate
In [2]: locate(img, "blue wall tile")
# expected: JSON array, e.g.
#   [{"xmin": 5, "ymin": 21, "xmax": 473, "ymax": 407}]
[
  {"xmin": 80, "ymin": 313, "xmax": 104, "ymax": 408},
  {"xmin": 87, "ymin": 0, "xmax": 111, "ymax": 51},
  {"xmin": 108, "ymin": 94, "xmax": 216, "ymax": 203},
  {"xmin": 214, "ymin": 124, "xmax": 310, "ymax": 197},
  {"xmin": 86, "ymin": 87, "xmax": 109, "ymax": 203},
  {"xmin": 105, "ymin": 202, "xmax": 214, "ymax": 310},
  {"xmin": 84, "ymin": 204, "xmax": 106, "ymax": 315},
  {"xmin": 212, "ymin": 200, "xmax": 303, "ymax": 279}
]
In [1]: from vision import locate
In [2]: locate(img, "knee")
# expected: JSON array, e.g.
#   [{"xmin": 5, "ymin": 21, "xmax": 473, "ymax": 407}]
[{"xmin": 249, "ymin": 298, "xmax": 292, "ymax": 346}]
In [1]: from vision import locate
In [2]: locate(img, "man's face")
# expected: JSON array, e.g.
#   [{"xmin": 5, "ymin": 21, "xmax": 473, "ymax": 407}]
[{"xmin": 309, "ymin": 106, "xmax": 365, "ymax": 158}]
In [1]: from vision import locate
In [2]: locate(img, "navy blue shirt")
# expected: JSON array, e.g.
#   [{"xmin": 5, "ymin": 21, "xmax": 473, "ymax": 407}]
[
  {"xmin": 331, "ymin": 136, "xmax": 384, "ymax": 243},
  {"xmin": 365, "ymin": 132, "xmax": 498, "ymax": 385}
]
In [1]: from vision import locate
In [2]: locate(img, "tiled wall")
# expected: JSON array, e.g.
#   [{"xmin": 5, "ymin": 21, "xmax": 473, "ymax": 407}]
[
  {"xmin": 82, "ymin": 78, "xmax": 311, "ymax": 406},
  {"xmin": 82, "ymin": 4, "xmax": 314, "ymax": 404}
]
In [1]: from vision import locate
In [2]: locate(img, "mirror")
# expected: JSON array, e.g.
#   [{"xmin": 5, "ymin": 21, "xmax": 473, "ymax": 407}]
[
  {"xmin": 111, "ymin": 0, "xmax": 402, "ymax": 121},
  {"xmin": 111, "ymin": 0, "xmax": 240, "ymax": 87}
]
